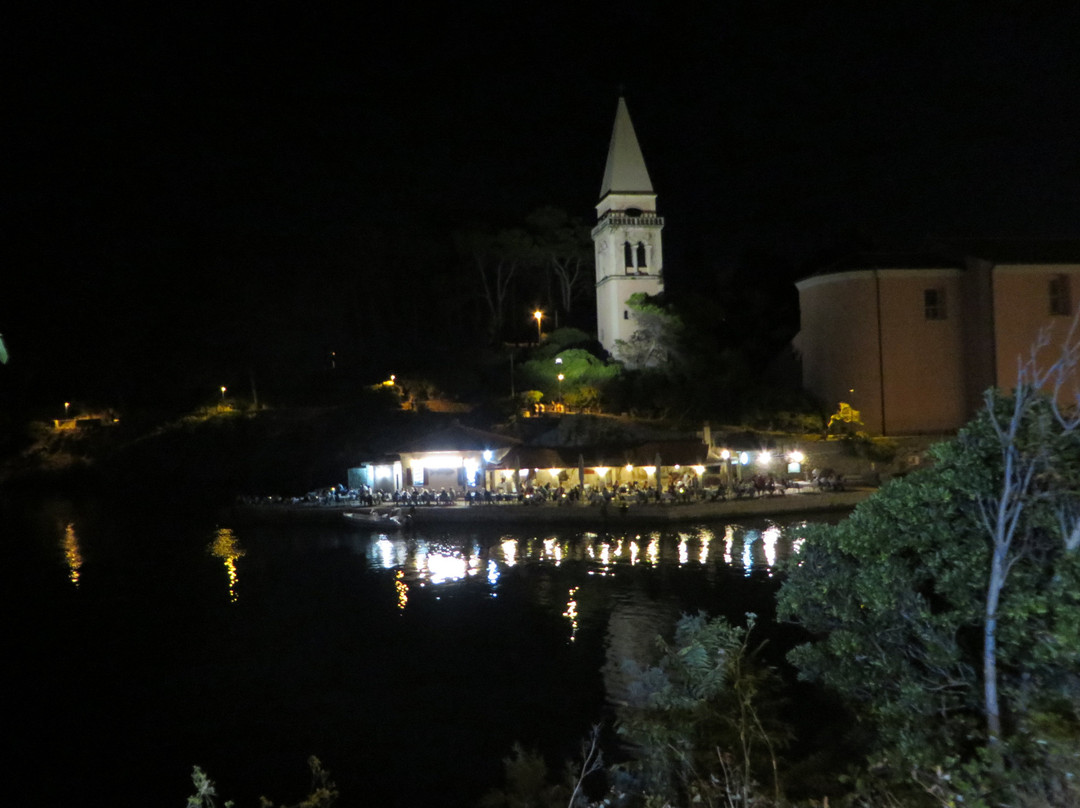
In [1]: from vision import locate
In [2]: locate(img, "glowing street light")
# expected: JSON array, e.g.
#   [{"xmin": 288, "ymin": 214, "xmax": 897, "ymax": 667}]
[
  {"xmin": 557, "ymin": 373, "xmax": 564, "ymax": 402},
  {"xmin": 220, "ymin": 385, "xmax": 227, "ymax": 401},
  {"xmin": 533, "ymin": 310, "xmax": 543, "ymax": 342}
]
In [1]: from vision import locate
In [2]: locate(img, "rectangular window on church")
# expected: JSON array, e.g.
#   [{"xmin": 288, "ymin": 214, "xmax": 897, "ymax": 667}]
[
  {"xmin": 1050, "ymin": 274, "xmax": 1071, "ymax": 316},
  {"xmin": 924, "ymin": 288, "xmax": 946, "ymax": 320}
]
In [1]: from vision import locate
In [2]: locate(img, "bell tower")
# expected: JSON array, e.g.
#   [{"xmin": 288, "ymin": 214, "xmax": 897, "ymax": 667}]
[{"xmin": 593, "ymin": 97, "xmax": 664, "ymax": 360}]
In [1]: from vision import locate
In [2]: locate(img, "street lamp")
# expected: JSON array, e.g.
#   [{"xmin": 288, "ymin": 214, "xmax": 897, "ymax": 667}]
[
  {"xmin": 220, "ymin": 386, "xmax": 227, "ymax": 401},
  {"xmin": 533, "ymin": 310, "xmax": 543, "ymax": 342},
  {"xmin": 557, "ymin": 373, "xmax": 564, "ymax": 403}
]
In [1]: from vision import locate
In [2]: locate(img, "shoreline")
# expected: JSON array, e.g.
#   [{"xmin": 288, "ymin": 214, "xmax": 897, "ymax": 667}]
[{"xmin": 229, "ymin": 487, "xmax": 875, "ymax": 527}]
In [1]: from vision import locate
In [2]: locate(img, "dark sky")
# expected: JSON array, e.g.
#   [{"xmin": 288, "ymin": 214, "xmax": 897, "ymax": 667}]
[{"xmin": 5, "ymin": 4, "xmax": 1080, "ymax": 409}]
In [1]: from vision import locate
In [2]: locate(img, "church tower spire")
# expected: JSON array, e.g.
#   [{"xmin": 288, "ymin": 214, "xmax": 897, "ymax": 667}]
[{"xmin": 593, "ymin": 97, "xmax": 665, "ymax": 361}]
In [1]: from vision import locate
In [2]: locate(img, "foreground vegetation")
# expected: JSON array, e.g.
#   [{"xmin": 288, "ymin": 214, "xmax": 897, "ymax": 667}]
[
  {"xmin": 187, "ymin": 757, "xmax": 338, "ymax": 808},
  {"xmin": 478, "ymin": 335, "xmax": 1080, "ymax": 807}
]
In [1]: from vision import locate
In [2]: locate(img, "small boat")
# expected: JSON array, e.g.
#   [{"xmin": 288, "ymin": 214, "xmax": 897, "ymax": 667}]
[{"xmin": 343, "ymin": 507, "xmax": 411, "ymax": 528}]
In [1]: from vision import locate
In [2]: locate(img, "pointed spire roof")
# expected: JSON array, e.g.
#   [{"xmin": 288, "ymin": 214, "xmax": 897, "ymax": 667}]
[{"xmin": 599, "ymin": 97, "xmax": 653, "ymax": 198}]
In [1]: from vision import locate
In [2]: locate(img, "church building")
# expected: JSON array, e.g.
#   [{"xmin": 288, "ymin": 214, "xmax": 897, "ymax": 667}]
[
  {"xmin": 593, "ymin": 98, "xmax": 664, "ymax": 360},
  {"xmin": 794, "ymin": 243, "xmax": 1080, "ymax": 435}
]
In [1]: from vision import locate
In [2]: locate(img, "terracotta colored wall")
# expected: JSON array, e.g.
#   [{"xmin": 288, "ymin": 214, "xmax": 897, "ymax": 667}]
[
  {"xmin": 797, "ymin": 268, "xmax": 967, "ymax": 434},
  {"xmin": 958, "ymin": 260, "xmax": 997, "ymax": 416},
  {"xmin": 797, "ymin": 263, "xmax": 1080, "ymax": 436},
  {"xmin": 876, "ymin": 270, "xmax": 966, "ymax": 433},
  {"xmin": 796, "ymin": 272, "xmax": 884, "ymax": 431},
  {"xmin": 992, "ymin": 266, "xmax": 1080, "ymax": 400}
]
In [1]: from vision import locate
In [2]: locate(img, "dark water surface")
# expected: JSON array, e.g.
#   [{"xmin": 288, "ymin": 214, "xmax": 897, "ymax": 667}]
[{"xmin": 7, "ymin": 495, "xmax": 834, "ymax": 807}]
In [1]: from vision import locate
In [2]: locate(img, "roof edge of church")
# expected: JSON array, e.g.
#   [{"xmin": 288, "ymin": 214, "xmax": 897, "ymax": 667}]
[{"xmin": 799, "ymin": 242, "xmax": 1080, "ymax": 281}]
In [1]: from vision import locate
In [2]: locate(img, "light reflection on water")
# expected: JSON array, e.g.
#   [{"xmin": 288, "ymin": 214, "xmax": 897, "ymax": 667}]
[
  {"xmin": 354, "ymin": 520, "xmax": 811, "ymax": 707},
  {"xmin": 208, "ymin": 527, "xmax": 246, "ymax": 602},
  {"xmin": 763, "ymin": 524, "xmax": 781, "ymax": 571},
  {"xmin": 26, "ymin": 503, "xmax": 823, "ymax": 808},
  {"xmin": 563, "ymin": 585, "xmax": 581, "ymax": 641},
  {"xmin": 362, "ymin": 522, "xmax": 803, "ymax": 594},
  {"xmin": 355, "ymin": 522, "xmax": 811, "ymax": 665},
  {"xmin": 62, "ymin": 522, "xmax": 83, "ymax": 587},
  {"xmin": 54, "ymin": 516, "xmax": 807, "ymax": 643}
]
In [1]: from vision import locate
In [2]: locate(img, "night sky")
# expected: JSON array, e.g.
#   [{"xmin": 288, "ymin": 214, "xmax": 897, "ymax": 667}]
[{"xmin": 6, "ymin": 5, "xmax": 1080, "ymax": 412}]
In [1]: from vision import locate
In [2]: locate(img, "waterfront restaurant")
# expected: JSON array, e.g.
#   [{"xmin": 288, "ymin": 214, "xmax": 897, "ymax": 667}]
[
  {"xmin": 485, "ymin": 438, "xmax": 736, "ymax": 495},
  {"xmin": 347, "ymin": 426, "xmax": 807, "ymax": 496},
  {"xmin": 346, "ymin": 424, "xmax": 519, "ymax": 493}
]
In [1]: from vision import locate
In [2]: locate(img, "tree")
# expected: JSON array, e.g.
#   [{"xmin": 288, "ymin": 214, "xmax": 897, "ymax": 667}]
[
  {"xmin": 186, "ymin": 757, "xmax": 338, "ymax": 808},
  {"xmin": 525, "ymin": 207, "xmax": 593, "ymax": 320},
  {"xmin": 478, "ymin": 743, "xmax": 571, "ymax": 808},
  {"xmin": 479, "ymin": 730, "xmax": 603, "ymax": 808},
  {"xmin": 518, "ymin": 348, "xmax": 619, "ymax": 404},
  {"xmin": 455, "ymin": 226, "xmax": 535, "ymax": 343},
  {"xmin": 967, "ymin": 319, "xmax": 1080, "ymax": 743},
  {"xmin": 777, "ymin": 320, "xmax": 1080, "ymax": 805},
  {"xmin": 613, "ymin": 293, "xmax": 685, "ymax": 370},
  {"xmin": 777, "ymin": 471, "xmax": 987, "ymax": 801},
  {"xmin": 613, "ymin": 613, "xmax": 789, "ymax": 807}
]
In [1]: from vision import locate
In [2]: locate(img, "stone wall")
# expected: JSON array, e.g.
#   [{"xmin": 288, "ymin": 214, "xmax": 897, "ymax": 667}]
[{"xmin": 796, "ymin": 433, "xmax": 950, "ymax": 485}]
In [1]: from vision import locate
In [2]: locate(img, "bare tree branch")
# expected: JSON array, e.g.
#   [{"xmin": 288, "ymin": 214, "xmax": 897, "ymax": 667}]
[{"xmin": 978, "ymin": 310, "xmax": 1080, "ymax": 742}]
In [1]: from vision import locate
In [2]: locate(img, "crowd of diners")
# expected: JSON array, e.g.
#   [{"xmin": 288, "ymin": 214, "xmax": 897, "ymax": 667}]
[{"xmin": 240, "ymin": 469, "xmax": 846, "ymax": 510}]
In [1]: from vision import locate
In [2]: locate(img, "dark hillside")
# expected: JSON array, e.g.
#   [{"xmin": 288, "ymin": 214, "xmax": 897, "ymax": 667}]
[{"xmin": 2, "ymin": 393, "xmax": 444, "ymax": 503}]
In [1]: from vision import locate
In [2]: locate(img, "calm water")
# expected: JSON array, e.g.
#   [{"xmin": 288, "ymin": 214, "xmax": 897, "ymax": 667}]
[{"xmin": 6, "ymin": 495, "xmax": 833, "ymax": 807}]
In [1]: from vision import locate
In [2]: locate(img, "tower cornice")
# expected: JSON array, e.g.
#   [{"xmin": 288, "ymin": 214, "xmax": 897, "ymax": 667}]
[{"xmin": 592, "ymin": 212, "xmax": 665, "ymax": 238}]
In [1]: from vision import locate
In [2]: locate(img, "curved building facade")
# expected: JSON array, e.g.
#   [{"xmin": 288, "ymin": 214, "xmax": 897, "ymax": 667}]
[{"xmin": 795, "ymin": 248, "xmax": 1080, "ymax": 434}]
